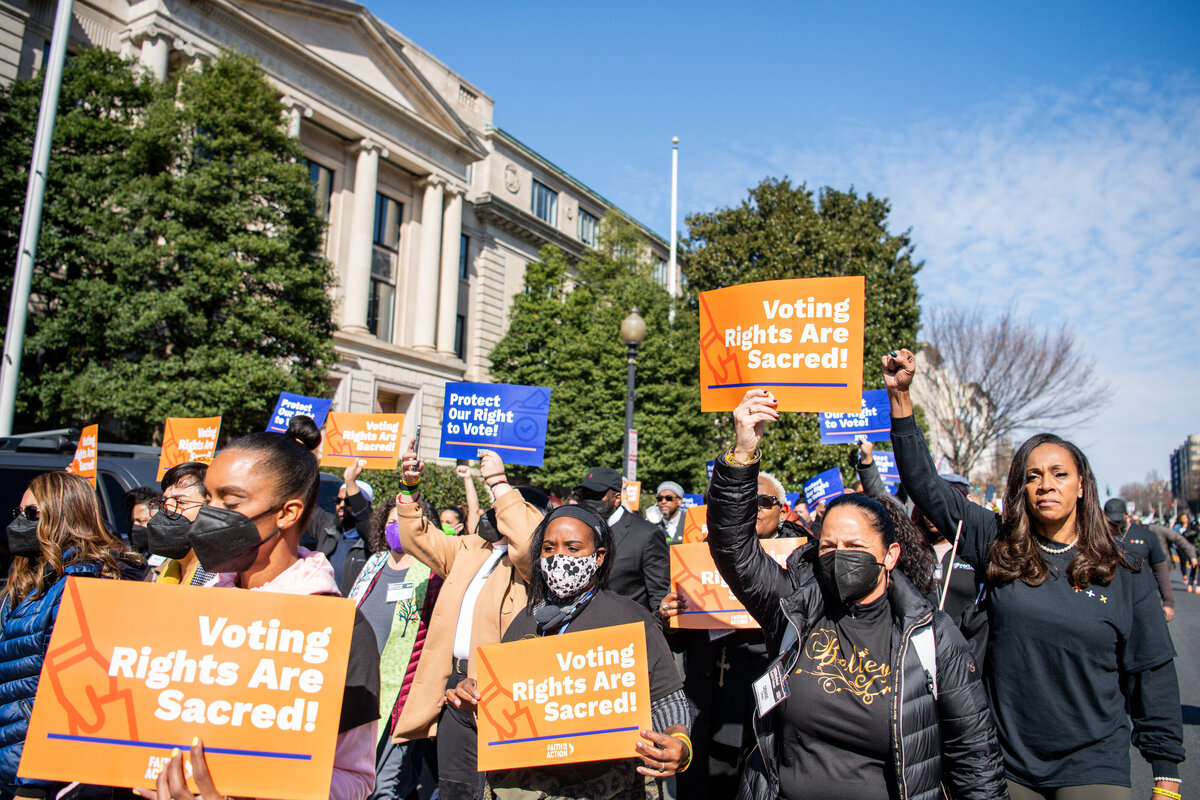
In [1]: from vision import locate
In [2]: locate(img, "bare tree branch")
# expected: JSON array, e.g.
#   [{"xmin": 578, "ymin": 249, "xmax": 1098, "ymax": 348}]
[{"xmin": 912, "ymin": 303, "xmax": 1110, "ymax": 478}]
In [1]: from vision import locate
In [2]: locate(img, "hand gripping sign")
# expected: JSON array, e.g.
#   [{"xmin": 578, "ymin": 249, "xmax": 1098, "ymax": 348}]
[
  {"xmin": 474, "ymin": 623, "xmax": 651, "ymax": 771},
  {"xmin": 818, "ymin": 389, "xmax": 891, "ymax": 443},
  {"xmin": 18, "ymin": 580, "xmax": 354, "ymax": 799},
  {"xmin": 157, "ymin": 417, "xmax": 221, "ymax": 481},
  {"xmin": 320, "ymin": 412, "xmax": 406, "ymax": 470},
  {"xmin": 669, "ymin": 539, "xmax": 804, "ymax": 629},
  {"xmin": 699, "ymin": 276, "xmax": 865, "ymax": 412},
  {"xmin": 439, "ymin": 382, "xmax": 551, "ymax": 468}
]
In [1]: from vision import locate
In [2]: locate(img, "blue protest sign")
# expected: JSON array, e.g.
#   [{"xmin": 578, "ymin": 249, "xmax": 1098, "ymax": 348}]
[
  {"xmin": 439, "ymin": 382, "xmax": 551, "ymax": 467},
  {"xmin": 872, "ymin": 450, "xmax": 900, "ymax": 482},
  {"xmin": 706, "ymin": 460, "xmax": 715, "ymax": 481},
  {"xmin": 884, "ymin": 482, "xmax": 900, "ymax": 496},
  {"xmin": 785, "ymin": 492, "xmax": 803, "ymax": 510},
  {"xmin": 817, "ymin": 389, "xmax": 891, "ymax": 444},
  {"xmin": 265, "ymin": 392, "xmax": 332, "ymax": 434},
  {"xmin": 682, "ymin": 493, "xmax": 704, "ymax": 510},
  {"xmin": 803, "ymin": 467, "xmax": 846, "ymax": 507}
]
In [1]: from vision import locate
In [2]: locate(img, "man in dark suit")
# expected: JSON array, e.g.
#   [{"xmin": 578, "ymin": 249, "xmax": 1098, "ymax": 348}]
[{"xmin": 574, "ymin": 466, "xmax": 670, "ymax": 614}]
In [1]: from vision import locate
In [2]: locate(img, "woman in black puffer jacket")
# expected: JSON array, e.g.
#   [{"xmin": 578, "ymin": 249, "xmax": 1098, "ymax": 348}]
[{"xmin": 706, "ymin": 389, "xmax": 1007, "ymax": 800}]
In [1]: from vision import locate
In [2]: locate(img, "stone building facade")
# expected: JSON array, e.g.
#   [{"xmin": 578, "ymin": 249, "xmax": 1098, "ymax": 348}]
[{"xmin": 1, "ymin": 0, "xmax": 668, "ymax": 459}]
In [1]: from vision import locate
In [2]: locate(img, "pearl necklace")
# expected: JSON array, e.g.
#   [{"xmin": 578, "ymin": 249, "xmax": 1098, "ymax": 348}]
[{"xmin": 1036, "ymin": 536, "xmax": 1077, "ymax": 554}]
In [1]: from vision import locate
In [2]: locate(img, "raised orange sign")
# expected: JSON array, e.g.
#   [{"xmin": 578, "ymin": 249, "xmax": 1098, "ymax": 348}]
[
  {"xmin": 157, "ymin": 417, "xmax": 221, "ymax": 481},
  {"xmin": 68, "ymin": 424, "xmax": 98, "ymax": 487},
  {"xmin": 18, "ymin": 579, "xmax": 354, "ymax": 799},
  {"xmin": 681, "ymin": 505, "xmax": 708, "ymax": 543},
  {"xmin": 474, "ymin": 622, "xmax": 651, "ymax": 771},
  {"xmin": 669, "ymin": 538, "xmax": 805, "ymax": 629},
  {"xmin": 319, "ymin": 412, "xmax": 406, "ymax": 470},
  {"xmin": 699, "ymin": 276, "xmax": 865, "ymax": 412}
]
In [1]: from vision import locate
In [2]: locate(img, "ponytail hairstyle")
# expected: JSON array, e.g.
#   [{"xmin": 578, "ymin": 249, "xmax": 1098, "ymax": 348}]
[
  {"xmin": 6, "ymin": 472, "xmax": 135, "ymax": 608},
  {"xmin": 987, "ymin": 432, "xmax": 1126, "ymax": 589},
  {"xmin": 824, "ymin": 493, "xmax": 936, "ymax": 595},
  {"xmin": 223, "ymin": 432, "xmax": 320, "ymax": 532},
  {"xmin": 285, "ymin": 414, "xmax": 322, "ymax": 452}
]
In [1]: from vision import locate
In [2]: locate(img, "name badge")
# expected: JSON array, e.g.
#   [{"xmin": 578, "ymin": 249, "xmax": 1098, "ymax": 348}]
[
  {"xmin": 387, "ymin": 581, "xmax": 415, "ymax": 603},
  {"xmin": 752, "ymin": 651, "xmax": 792, "ymax": 718}
]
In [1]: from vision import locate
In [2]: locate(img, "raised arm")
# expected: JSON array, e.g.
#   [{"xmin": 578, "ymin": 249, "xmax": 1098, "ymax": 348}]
[
  {"xmin": 458, "ymin": 463, "xmax": 483, "ymax": 533},
  {"xmin": 483, "ymin": 449, "xmax": 540, "ymax": 583},
  {"xmin": 855, "ymin": 440, "xmax": 901, "ymax": 508},
  {"xmin": 396, "ymin": 437, "xmax": 463, "ymax": 578},
  {"xmin": 706, "ymin": 390, "xmax": 795, "ymax": 649},
  {"xmin": 883, "ymin": 349, "xmax": 999, "ymax": 571}
]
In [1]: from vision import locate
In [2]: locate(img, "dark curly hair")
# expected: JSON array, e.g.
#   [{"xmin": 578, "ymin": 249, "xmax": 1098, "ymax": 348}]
[
  {"xmin": 366, "ymin": 496, "xmax": 397, "ymax": 554},
  {"xmin": 987, "ymin": 432, "xmax": 1127, "ymax": 589},
  {"xmin": 825, "ymin": 493, "xmax": 936, "ymax": 595}
]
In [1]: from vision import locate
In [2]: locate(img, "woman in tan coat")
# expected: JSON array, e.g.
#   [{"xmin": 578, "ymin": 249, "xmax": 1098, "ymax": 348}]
[{"xmin": 392, "ymin": 442, "xmax": 545, "ymax": 800}]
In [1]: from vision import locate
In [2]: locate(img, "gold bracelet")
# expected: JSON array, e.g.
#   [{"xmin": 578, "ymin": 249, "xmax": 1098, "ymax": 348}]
[
  {"xmin": 1153, "ymin": 788, "xmax": 1182, "ymax": 800},
  {"xmin": 723, "ymin": 447, "xmax": 761, "ymax": 466},
  {"xmin": 670, "ymin": 732, "xmax": 693, "ymax": 772}
]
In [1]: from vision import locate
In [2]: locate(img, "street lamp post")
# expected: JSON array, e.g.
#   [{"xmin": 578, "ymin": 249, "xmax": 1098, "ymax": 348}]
[{"xmin": 620, "ymin": 308, "xmax": 646, "ymax": 480}]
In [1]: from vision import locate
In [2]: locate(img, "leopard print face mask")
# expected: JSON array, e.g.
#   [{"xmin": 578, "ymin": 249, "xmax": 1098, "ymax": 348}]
[{"xmin": 540, "ymin": 553, "xmax": 600, "ymax": 599}]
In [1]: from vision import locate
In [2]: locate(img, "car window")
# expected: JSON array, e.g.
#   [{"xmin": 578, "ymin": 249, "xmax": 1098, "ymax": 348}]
[
  {"xmin": 0, "ymin": 468, "xmax": 45, "ymax": 526},
  {"xmin": 98, "ymin": 471, "xmax": 126, "ymax": 533}
]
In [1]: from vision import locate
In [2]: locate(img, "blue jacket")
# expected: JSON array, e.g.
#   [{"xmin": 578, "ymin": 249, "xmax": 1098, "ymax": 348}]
[{"xmin": 0, "ymin": 556, "xmax": 142, "ymax": 794}]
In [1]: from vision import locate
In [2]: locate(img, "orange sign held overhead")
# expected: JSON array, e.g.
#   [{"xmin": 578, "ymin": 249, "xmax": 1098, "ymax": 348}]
[
  {"xmin": 319, "ymin": 412, "xmax": 406, "ymax": 470},
  {"xmin": 669, "ymin": 538, "xmax": 805, "ymax": 629},
  {"xmin": 699, "ymin": 276, "xmax": 865, "ymax": 412},
  {"xmin": 681, "ymin": 505, "xmax": 709, "ymax": 543},
  {"xmin": 157, "ymin": 417, "xmax": 221, "ymax": 481},
  {"xmin": 622, "ymin": 481, "xmax": 641, "ymax": 513},
  {"xmin": 18, "ymin": 579, "xmax": 354, "ymax": 799},
  {"xmin": 68, "ymin": 424, "xmax": 98, "ymax": 487},
  {"xmin": 474, "ymin": 622, "xmax": 651, "ymax": 772}
]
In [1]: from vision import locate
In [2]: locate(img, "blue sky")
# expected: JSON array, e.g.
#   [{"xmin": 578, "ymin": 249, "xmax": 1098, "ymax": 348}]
[{"xmin": 375, "ymin": 1, "xmax": 1200, "ymax": 497}]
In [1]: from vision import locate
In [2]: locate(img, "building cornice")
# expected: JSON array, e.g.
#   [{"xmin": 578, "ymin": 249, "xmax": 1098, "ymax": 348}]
[
  {"xmin": 471, "ymin": 193, "xmax": 587, "ymax": 262},
  {"xmin": 333, "ymin": 331, "xmax": 467, "ymax": 377}
]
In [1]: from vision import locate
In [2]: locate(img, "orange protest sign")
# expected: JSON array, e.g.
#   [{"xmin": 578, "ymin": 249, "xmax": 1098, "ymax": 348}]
[
  {"xmin": 18, "ymin": 579, "xmax": 354, "ymax": 799},
  {"xmin": 699, "ymin": 276, "xmax": 865, "ymax": 412},
  {"xmin": 474, "ymin": 622, "xmax": 652, "ymax": 771},
  {"xmin": 681, "ymin": 505, "xmax": 708, "ymax": 543},
  {"xmin": 157, "ymin": 417, "xmax": 221, "ymax": 481},
  {"xmin": 319, "ymin": 412, "xmax": 406, "ymax": 470},
  {"xmin": 68, "ymin": 424, "xmax": 98, "ymax": 487},
  {"xmin": 622, "ymin": 481, "xmax": 641, "ymax": 512},
  {"xmin": 669, "ymin": 538, "xmax": 805, "ymax": 629}
]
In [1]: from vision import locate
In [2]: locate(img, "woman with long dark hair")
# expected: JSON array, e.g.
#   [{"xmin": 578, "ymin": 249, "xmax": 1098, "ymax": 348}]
[
  {"xmin": 705, "ymin": 390, "xmax": 1006, "ymax": 800},
  {"xmin": 883, "ymin": 348, "xmax": 1183, "ymax": 798},
  {"xmin": 446, "ymin": 505, "xmax": 692, "ymax": 800},
  {"xmin": 0, "ymin": 471, "xmax": 144, "ymax": 797}
]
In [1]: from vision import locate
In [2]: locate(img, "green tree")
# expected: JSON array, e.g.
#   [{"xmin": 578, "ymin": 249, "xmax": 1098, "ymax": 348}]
[
  {"xmin": 0, "ymin": 49, "xmax": 336, "ymax": 442},
  {"xmin": 683, "ymin": 178, "xmax": 922, "ymax": 493},
  {"xmin": 488, "ymin": 213, "xmax": 709, "ymax": 493}
]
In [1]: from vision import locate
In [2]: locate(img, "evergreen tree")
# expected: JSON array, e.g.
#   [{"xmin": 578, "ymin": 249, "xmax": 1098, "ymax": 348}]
[
  {"xmin": 683, "ymin": 178, "xmax": 922, "ymax": 493},
  {"xmin": 0, "ymin": 49, "xmax": 336, "ymax": 441}
]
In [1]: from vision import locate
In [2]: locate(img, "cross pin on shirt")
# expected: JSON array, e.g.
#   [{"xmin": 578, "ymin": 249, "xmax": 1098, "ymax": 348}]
[{"xmin": 717, "ymin": 648, "xmax": 732, "ymax": 688}]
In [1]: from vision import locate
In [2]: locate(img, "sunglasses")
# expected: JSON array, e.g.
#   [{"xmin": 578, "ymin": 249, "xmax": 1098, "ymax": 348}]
[
  {"xmin": 12, "ymin": 506, "xmax": 38, "ymax": 521},
  {"xmin": 756, "ymin": 494, "xmax": 781, "ymax": 509},
  {"xmin": 656, "ymin": 495, "xmax": 679, "ymax": 503},
  {"xmin": 147, "ymin": 496, "xmax": 203, "ymax": 519}
]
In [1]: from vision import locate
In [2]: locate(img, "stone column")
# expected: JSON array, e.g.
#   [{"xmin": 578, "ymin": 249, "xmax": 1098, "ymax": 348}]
[
  {"xmin": 282, "ymin": 97, "xmax": 313, "ymax": 138},
  {"xmin": 342, "ymin": 139, "xmax": 388, "ymax": 333},
  {"xmin": 436, "ymin": 189, "xmax": 464, "ymax": 354},
  {"xmin": 138, "ymin": 31, "xmax": 169, "ymax": 82},
  {"xmin": 412, "ymin": 177, "xmax": 444, "ymax": 350}
]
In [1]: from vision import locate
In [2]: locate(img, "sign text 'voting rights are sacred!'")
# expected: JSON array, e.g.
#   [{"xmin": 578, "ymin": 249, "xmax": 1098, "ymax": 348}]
[
  {"xmin": 439, "ymin": 382, "xmax": 551, "ymax": 467},
  {"xmin": 699, "ymin": 276, "xmax": 865, "ymax": 412}
]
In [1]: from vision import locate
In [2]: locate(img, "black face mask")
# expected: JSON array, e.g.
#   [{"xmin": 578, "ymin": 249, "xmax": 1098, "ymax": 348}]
[
  {"xmin": 129, "ymin": 524, "xmax": 150, "ymax": 553},
  {"xmin": 6, "ymin": 516, "xmax": 40, "ymax": 559},
  {"xmin": 146, "ymin": 511, "xmax": 194, "ymax": 560},
  {"xmin": 474, "ymin": 508, "xmax": 502, "ymax": 543},
  {"xmin": 577, "ymin": 497, "xmax": 611, "ymax": 519},
  {"xmin": 189, "ymin": 505, "xmax": 281, "ymax": 574},
  {"xmin": 817, "ymin": 550, "xmax": 885, "ymax": 606}
]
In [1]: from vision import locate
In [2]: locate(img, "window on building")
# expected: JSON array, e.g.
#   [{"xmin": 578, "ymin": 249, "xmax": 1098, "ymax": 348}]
[
  {"xmin": 578, "ymin": 208, "xmax": 599, "ymax": 248},
  {"xmin": 368, "ymin": 194, "xmax": 401, "ymax": 342},
  {"xmin": 307, "ymin": 161, "xmax": 333, "ymax": 221},
  {"xmin": 459, "ymin": 234, "xmax": 470, "ymax": 279},
  {"xmin": 454, "ymin": 314, "xmax": 466, "ymax": 359},
  {"xmin": 531, "ymin": 179, "xmax": 557, "ymax": 226},
  {"xmin": 653, "ymin": 260, "xmax": 669, "ymax": 287}
]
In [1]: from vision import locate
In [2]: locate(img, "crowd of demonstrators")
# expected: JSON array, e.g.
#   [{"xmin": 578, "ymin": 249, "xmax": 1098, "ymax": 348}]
[
  {"xmin": 704, "ymin": 389, "xmax": 1007, "ymax": 799},
  {"xmin": 145, "ymin": 462, "xmax": 214, "ymax": 586},
  {"xmin": 884, "ymin": 348, "xmax": 1183, "ymax": 799},
  {"xmin": 1, "ymin": 472, "xmax": 146, "ymax": 797},
  {"xmin": 1175, "ymin": 512, "xmax": 1200, "ymax": 591},
  {"xmin": 1110, "ymin": 499, "xmax": 1176, "ymax": 620}
]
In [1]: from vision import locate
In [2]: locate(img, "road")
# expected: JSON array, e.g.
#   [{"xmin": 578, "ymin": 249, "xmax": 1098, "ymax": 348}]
[{"xmin": 1130, "ymin": 567, "xmax": 1198, "ymax": 790}]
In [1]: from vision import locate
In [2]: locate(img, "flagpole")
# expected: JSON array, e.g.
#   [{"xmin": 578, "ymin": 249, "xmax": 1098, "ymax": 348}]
[{"xmin": 667, "ymin": 136, "xmax": 679, "ymax": 323}]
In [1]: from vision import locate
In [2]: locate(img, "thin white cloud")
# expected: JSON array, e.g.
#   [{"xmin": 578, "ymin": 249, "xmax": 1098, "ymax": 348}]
[{"xmin": 662, "ymin": 73, "xmax": 1200, "ymax": 492}]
